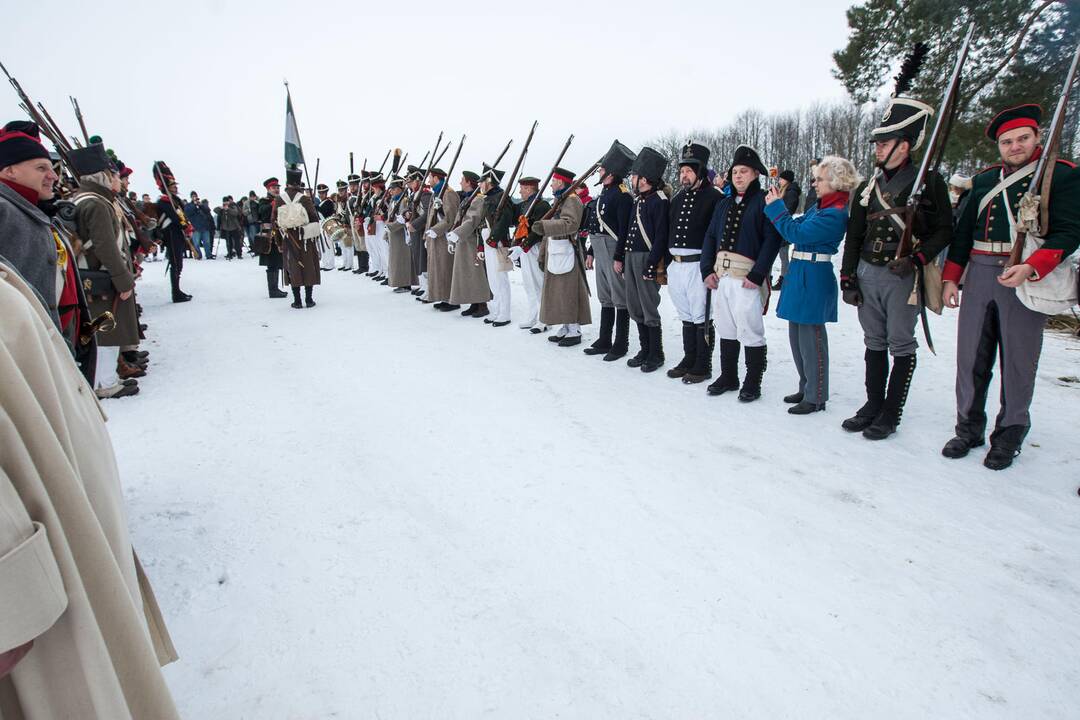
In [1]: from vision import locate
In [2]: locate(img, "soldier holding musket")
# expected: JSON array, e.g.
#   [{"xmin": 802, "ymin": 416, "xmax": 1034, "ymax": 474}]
[{"xmin": 941, "ymin": 102, "xmax": 1080, "ymax": 470}]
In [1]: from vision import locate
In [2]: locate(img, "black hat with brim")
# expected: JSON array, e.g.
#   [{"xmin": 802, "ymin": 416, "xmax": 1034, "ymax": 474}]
[
  {"xmin": 552, "ymin": 167, "xmax": 575, "ymax": 184},
  {"xmin": 263, "ymin": 177, "xmax": 279, "ymax": 188},
  {"xmin": 871, "ymin": 97, "xmax": 934, "ymax": 150},
  {"xmin": 729, "ymin": 145, "xmax": 768, "ymax": 176},
  {"xmin": 429, "ymin": 167, "xmax": 447, "ymax": 178},
  {"xmin": 518, "ymin": 176, "xmax": 540, "ymax": 186},
  {"xmin": 480, "ymin": 163, "xmax": 505, "ymax": 184},
  {"xmin": 462, "ymin": 171, "xmax": 480, "ymax": 183}
]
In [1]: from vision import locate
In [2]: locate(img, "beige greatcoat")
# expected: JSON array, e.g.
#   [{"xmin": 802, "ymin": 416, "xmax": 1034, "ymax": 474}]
[
  {"xmin": 536, "ymin": 192, "xmax": 592, "ymax": 326},
  {"xmin": 0, "ymin": 260, "xmax": 178, "ymax": 720},
  {"xmin": 385, "ymin": 190, "xmax": 417, "ymax": 289},
  {"xmin": 424, "ymin": 187, "xmax": 459, "ymax": 302},
  {"xmin": 448, "ymin": 190, "xmax": 493, "ymax": 305}
]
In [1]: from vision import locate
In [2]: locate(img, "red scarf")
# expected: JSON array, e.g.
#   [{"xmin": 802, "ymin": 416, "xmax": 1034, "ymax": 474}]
[{"xmin": 818, "ymin": 191, "xmax": 849, "ymax": 210}]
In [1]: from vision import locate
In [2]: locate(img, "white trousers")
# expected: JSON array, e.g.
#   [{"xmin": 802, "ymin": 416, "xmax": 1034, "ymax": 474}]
[
  {"xmin": 667, "ymin": 259, "xmax": 707, "ymax": 323},
  {"xmin": 320, "ymin": 234, "xmax": 336, "ymax": 270},
  {"xmin": 713, "ymin": 274, "xmax": 766, "ymax": 347},
  {"xmin": 370, "ymin": 221, "xmax": 387, "ymax": 273},
  {"xmin": 340, "ymin": 245, "xmax": 354, "ymax": 270},
  {"xmin": 96, "ymin": 345, "xmax": 120, "ymax": 389},
  {"xmin": 419, "ymin": 271, "xmax": 428, "ymax": 293},
  {"xmin": 484, "ymin": 247, "xmax": 511, "ymax": 322},
  {"xmin": 519, "ymin": 245, "xmax": 544, "ymax": 327}
]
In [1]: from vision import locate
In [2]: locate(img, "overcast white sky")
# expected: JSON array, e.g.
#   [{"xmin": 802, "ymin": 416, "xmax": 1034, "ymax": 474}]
[{"xmin": 3, "ymin": 0, "xmax": 856, "ymax": 202}]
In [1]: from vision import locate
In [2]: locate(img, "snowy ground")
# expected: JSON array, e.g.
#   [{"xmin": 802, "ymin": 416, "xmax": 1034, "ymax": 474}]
[{"xmin": 107, "ymin": 254, "xmax": 1080, "ymax": 719}]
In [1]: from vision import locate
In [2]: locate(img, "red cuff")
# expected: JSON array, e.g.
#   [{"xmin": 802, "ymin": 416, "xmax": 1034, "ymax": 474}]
[
  {"xmin": 1024, "ymin": 248, "xmax": 1064, "ymax": 281},
  {"xmin": 942, "ymin": 260, "xmax": 965, "ymax": 284}
]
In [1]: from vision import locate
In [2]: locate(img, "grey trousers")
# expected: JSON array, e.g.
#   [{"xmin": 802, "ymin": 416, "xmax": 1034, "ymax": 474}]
[
  {"xmin": 411, "ymin": 231, "xmax": 424, "ymax": 278},
  {"xmin": 856, "ymin": 261, "xmax": 919, "ymax": 356},
  {"xmin": 624, "ymin": 251, "xmax": 661, "ymax": 326},
  {"xmin": 788, "ymin": 322, "xmax": 829, "ymax": 404},
  {"xmin": 954, "ymin": 254, "xmax": 1046, "ymax": 437},
  {"xmin": 590, "ymin": 234, "xmax": 626, "ymax": 309}
]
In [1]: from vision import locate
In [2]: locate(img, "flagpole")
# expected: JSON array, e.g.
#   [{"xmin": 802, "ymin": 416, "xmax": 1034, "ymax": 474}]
[{"xmin": 284, "ymin": 79, "xmax": 312, "ymax": 189}]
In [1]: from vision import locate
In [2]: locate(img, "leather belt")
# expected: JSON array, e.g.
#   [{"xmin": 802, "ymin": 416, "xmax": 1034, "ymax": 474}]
[{"xmin": 672, "ymin": 254, "xmax": 701, "ymax": 263}]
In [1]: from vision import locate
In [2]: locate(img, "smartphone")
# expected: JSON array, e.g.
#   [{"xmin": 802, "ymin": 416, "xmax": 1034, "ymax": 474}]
[{"xmin": 768, "ymin": 166, "xmax": 779, "ymax": 189}]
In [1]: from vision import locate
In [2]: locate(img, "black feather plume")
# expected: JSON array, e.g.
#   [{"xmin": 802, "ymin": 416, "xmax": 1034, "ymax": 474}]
[{"xmin": 893, "ymin": 42, "xmax": 929, "ymax": 96}]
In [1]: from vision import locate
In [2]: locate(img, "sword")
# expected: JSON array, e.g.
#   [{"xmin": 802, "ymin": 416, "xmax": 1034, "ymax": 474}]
[{"xmin": 916, "ymin": 264, "xmax": 936, "ymax": 355}]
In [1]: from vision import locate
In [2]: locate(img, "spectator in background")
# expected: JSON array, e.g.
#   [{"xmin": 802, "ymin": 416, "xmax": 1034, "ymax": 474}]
[
  {"xmin": 242, "ymin": 190, "xmax": 260, "ymax": 251},
  {"xmin": 201, "ymin": 199, "xmax": 216, "ymax": 258},
  {"xmin": 771, "ymin": 169, "xmax": 803, "ymax": 291},
  {"xmin": 214, "ymin": 196, "xmax": 245, "ymax": 260},
  {"xmin": 803, "ymin": 158, "xmax": 821, "ymax": 210},
  {"xmin": 183, "ymin": 191, "xmax": 213, "ymax": 259},
  {"xmin": 948, "ymin": 172, "xmax": 972, "ymax": 224}
]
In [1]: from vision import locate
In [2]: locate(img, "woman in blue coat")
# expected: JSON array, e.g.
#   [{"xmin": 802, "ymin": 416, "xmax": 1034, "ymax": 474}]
[{"xmin": 763, "ymin": 156, "xmax": 862, "ymax": 415}]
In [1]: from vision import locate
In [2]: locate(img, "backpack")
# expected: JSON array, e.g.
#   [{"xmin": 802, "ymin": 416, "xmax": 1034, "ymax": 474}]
[{"xmin": 276, "ymin": 191, "xmax": 308, "ymax": 230}]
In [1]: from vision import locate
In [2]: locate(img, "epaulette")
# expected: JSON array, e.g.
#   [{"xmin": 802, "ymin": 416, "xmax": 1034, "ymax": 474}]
[{"xmin": 618, "ymin": 183, "xmax": 628, "ymax": 193}]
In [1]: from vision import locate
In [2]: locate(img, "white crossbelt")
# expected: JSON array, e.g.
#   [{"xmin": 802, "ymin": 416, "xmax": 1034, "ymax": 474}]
[{"xmin": 791, "ymin": 251, "xmax": 833, "ymax": 262}]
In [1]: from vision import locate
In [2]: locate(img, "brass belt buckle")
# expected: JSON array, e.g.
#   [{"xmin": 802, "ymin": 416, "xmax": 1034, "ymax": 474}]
[
  {"xmin": 871, "ymin": 240, "xmax": 884, "ymax": 254},
  {"xmin": 721, "ymin": 258, "xmax": 731, "ymax": 270}
]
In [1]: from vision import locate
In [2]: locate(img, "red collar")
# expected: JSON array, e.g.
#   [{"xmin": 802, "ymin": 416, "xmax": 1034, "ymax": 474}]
[
  {"xmin": 1, "ymin": 178, "xmax": 42, "ymax": 206},
  {"xmin": 818, "ymin": 191, "xmax": 849, "ymax": 210}
]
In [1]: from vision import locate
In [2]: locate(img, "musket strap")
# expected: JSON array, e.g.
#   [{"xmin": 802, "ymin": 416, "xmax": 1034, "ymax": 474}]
[
  {"xmin": 976, "ymin": 162, "xmax": 1036, "ymax": 218},
  {"xmin": 873, "ymin": 183, "xmax": 908, "ymax": 238},
  {"xmin": 634, "ymin": 198, "xmax": 652, "ymax": 251}
]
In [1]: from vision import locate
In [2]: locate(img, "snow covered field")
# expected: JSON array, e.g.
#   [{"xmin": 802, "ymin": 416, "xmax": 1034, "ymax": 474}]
[{"xmin": 107, "ymin": 256, "xmax": 1080, "ymax": 719}]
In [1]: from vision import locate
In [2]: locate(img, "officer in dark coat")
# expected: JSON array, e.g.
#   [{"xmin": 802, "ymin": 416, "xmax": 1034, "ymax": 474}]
[
  {"xmin": 940, "ymin": 104, "xmax": 1080, "ymax": 469},
  {"xmin": 615, "ymin": 147, "xmax": 669, "ymax": 372},
  {"xmin": 584, "ymin": 140, "xmax": 635, "ymax": 359},
  {"xmin": 257, "ymin": 177, "xmax": 288, "ymax": 299},
  {"xmin": 152, "ymin": 161, "xmax": 192, "ymax": 303},
  {"xmin": 657, "ymin": 141, "xmax": 723, "ymax": 384},
  {"xmin": 839, "ymin": 93, "xmax": 951, "ymax": 440},
  {"xmin": 700, "ymin": 145, "xmax": 783, "ymax": 402}
]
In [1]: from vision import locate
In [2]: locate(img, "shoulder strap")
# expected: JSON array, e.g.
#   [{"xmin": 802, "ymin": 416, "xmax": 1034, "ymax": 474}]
[
  {"xmin": 976, "ymin": 161, "xmax": 1037, "ymax": 218},
  {"xmin": 634, "ymin": 198, "xmax": 652, "ymax": 251}
]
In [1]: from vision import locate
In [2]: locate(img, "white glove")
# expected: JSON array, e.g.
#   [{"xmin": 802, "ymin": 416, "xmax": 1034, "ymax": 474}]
[
  {"xmin": 446, "ymin": 230, "xmax": 460, "ymax": 245},
  {"xmin": 382, "ymin": 228, "xmax": 390, "ymax": 240},
  {"xmin": 509, "ymin": 246, "xmax": 523, "ymax": 262},
  {"xmin": 480, "ymin": 227, "xmax": 491, "ymax": 242},
  {"xmin": 395, "ymin": 214, "xmax": 406, "ymax": 225},
  {"xmin": 405, "ymin": 231, "xmax": 412, "ymax": 245},
  {"xmin": 424, "ymin": 229, "xmax": 437, "ymax": 239},
  {"xmin": 448, "ymin": 240, "xmax": 456, "ymax": 255}
]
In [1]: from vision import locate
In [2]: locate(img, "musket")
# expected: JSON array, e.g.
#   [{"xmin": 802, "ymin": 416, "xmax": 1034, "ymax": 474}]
[
  {"xmin": 493, "ymin": 121, "xmax": 537, "ymax": 231},
  {"xmin": 38, "ymin": 102, "xmax": 71, "ymax": 152},
  {"xmin": 458, "ymin": 137, "xmax": 513, "ymax": 219},
  {"xmin": 868, "ymin": 23, "xmax": 975, "ymax": 356},
  {"xmin": 438, "ymin": 134, "xmax": 466, "ymax": 201},
  {"xmin": 1008, "ymin": 36, "xmax": 1080, "ymax": 267},
  {"xmin": 313, "ymin": 157, "xmax": 320, "ymax": 192},
  {"xmin": 515, "ymin": 133, "xmax": 573, "ymax": 240},
  {"xmin": 1, "ymin": 61, "xmax": 75, "ymax": 165},
  {"xmin": 70, "ymin": 96, "xmax": 90, "ymax": 145},
  {"xmin": 543, "ymin": 159, "xmax": 601, "ymax": 296},
  {"xmin": 408, "ymin": 131, "xmax": 445, "ymax": 213}
]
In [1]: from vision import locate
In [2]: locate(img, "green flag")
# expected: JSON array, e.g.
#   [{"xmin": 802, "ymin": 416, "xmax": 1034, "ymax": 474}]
[{"xmin": 284, "ymin": 91, "xmax": 303, "ymax": 165}]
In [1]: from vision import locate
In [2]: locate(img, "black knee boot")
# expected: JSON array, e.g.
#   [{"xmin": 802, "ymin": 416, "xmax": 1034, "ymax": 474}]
[
  {"xmin": 707, "ymin": 338, "xmax": 741, "ymax": 395},
  {"xmin": 603, "ymin": 308, "xmax": 630, "ymax": 361},
  {"xmin": 667, "ymin": 322, "xmax": 696, "ymax": 378},
  {"xmin": 268, "ymin": 269, "xmax": 287, "ymax": 298},
  {"xmin": 738, "ymin": 345, "xmax": 768, "ymax": 402},
  {"xmin": 843, "ymin": 349, "xmax": 889, "ymax": 432},
  {"xmin": 291, "ymin": 286, "xmax": 303, "ymax": 308},
  {"xmin": 682, "ymin": 323, "xmax": 713, "ymax": 384},
  {"xmin": 863, "ymin": 354, "xmax": 916, "ymax": 440},
  {"xmin": 626, "ymin": 322, "xmax": 650, "ymax": 368},
  {"xmin": 585, "ymin": 306, "xmax": 615, "ymax": 355},
  {"xmin": 304, "ymin": 286, "xmax": 316, "ymax": 308},
  {"xmin": 642, "ymin": 325, "xmax": 665, "ymax": 372}
]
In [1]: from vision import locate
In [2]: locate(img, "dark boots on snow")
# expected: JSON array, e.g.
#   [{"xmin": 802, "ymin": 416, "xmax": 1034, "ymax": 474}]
[
  {"xmin": 585, "ymin": 306, "xmax": 615, "ymax": 356},
  {"xmin": 603, "ymin": 308, "xmax": 630, "ymax": 361},
  {"xmin": 707, "ymin": 338, "xmax": 741, "ymax": 396},
  {"xmin": 842, "ymin": 349, "xmax": 889, "ymax": 432}
]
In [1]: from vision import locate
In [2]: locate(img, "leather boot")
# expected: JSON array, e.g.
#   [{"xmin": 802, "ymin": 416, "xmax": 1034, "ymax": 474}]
[
  {"xmin": 626, "ymin": 322, "xmax": 649, "ymax": 368},
  {"xmin": 472, "ymin": 302, "xmax": 490, "ymax": 319},
  {"xmin": 585, "ymin": 306, "xmax": 615, "ymax": 356},
  {"xmin": 863, "ymin": 354, "xmax": 916, "ymax": 440},
  {"xmin": 666, "ymin": 322, "xmax": 696, "ymax": 378},
  {"xmin": 642, "ymin": 325, "xmax": 665, "ymax": 373},
  {"xmin": 304, "ymin": 286, "xmax": 316, "ymax": 308},
  {"xmin": 682, "ymin": 323, "xmax": 713, "ymax": 384},
  {"xmin": 603, "ymin": 308, "xmax": 630, "ymax": 361},
  {"xmin": 267, "ymin": 269, "xmax": 287, "ymax": 298},
  {"xmin": 842, "ymin": 349, "xmax": 889, "ymax": 432},
  {"xmin": 983, "ymin": 425, "xmax": 1027, "ymax": 470},
  {"xmin": 290, "ymin": 286, "xmax": 303, "ymax": 309},
  {"xmin": 707, "ymin": 338, "xmax": 741, "ymax": 396},
  {"xmin": 738, "ymin": 345, "xmax": 767, "ymax": 402}
]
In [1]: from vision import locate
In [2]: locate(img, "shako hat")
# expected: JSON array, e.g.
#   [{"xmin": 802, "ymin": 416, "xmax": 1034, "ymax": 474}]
[
  {"xmin": 599, "ymin": 139, "xmax": 636, "ymax": 179},
  {"xmin": 153, "ymin": 160, "xmax": 178, "ymax": 193},
  {"xmin": 552, "ymin": 167, "xmax": 575, "ymax": 184},
  {"xmin": 285, "ymin": 164, "xmax": 303, "ymax": 186},
  {"xmin": 70, "ymin": 143, "xmax": 113, "ymax": 176},
  {"xmin": 871, "ymin": 43, "xmax": 934, "ymax": 151},
  {"xmin": 631, "ymin": 146, "xmax": 668, "ymax": 184},
  {"xmin": 679, "ymin": 141, "xmax": 710, "ymax": 171}
]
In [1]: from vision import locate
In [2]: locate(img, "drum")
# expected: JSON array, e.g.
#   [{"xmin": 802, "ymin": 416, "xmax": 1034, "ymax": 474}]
[{"xmin": 321, "ymin": 217, "xmax": 348, "ymax": 244}]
